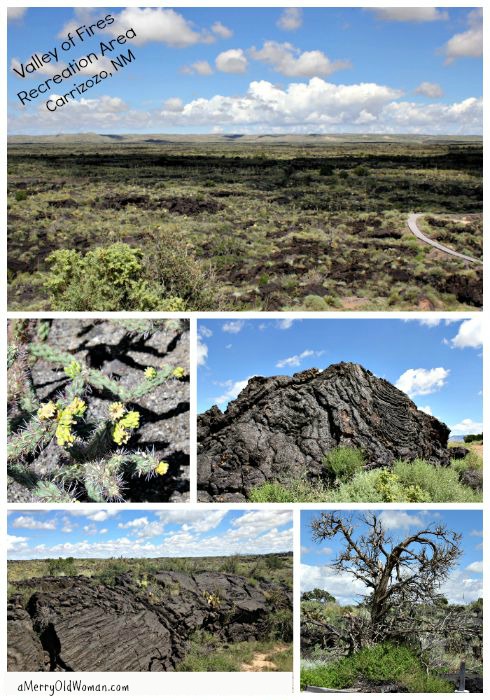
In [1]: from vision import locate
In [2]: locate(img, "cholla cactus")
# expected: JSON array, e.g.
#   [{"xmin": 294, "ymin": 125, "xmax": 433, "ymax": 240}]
[{"xmin": 7, "ymin": 321, "xmax": 187, "ymax": 503}]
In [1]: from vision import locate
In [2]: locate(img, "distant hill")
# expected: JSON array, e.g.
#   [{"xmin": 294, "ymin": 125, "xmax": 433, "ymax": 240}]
[{"xmin": 7, "ymin": 132, "xmax": 483, "ymax": 146}]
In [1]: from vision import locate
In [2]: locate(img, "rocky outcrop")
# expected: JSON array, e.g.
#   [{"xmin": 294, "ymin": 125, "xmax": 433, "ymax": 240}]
[
  {"xmin": 198, "ymin": 362, "xmax": 451, "ymax": 501},
  {"xmin": 7, "ymin": 571, "xmax": 291, "ymax": 672}
]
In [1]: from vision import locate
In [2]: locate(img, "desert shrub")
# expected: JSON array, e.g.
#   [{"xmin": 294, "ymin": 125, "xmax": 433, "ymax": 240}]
[
  {"xmin": 265, "ymin": 608, "xmax": 293, "ymax": 642},
  {"xmin": 144, "ymin": 225, "xmax": 216, "ymax": 310},
  {"xmin": 393, "ymin": 460, "xmax": 482, "ymax": 503},
  {"xmin": 304, "ymin": 294, "xmax": 328, "ymax": 311},
  {"xmin": 94, "ymin": 560, "xmax": 128, "ymax": 586},
  {"xmin": 47, "ymin": 557, "xmax": 77, "ymax": 577},
  {"xmin": 15, "ymin": 189, "xmax": 28, "ymax": 201},
  {"xmin": 44, "ymin": 244, "xmax": 164, "ymax": 311},
  {"xmin": 249, "ymin": 479, "xmax": 331, "ymax": 503},
  {"xmin": 324, "ymin": 446, "xmax": 365, "ymax": 481},
  {"xmin": 301, "ymin": 643, "xmax": 452, "ymax": 692}
]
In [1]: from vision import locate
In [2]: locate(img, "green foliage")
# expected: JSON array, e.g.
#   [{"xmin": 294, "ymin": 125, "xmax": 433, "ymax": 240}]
[
  {"xmin": 302, "ymin": 589, "xmax": 336, "ymax": 604},
  {"xmin": 48, "ymin": 557, "xmax": 77, "ymax": 577},
  {"xmin": 15, "ymin": 189, "xmax": 28, "ymax": 201},
  {"xmin": 304, "ymin": 294, "xmax": 328, "ymax": 311},
  {"xmin": 44, "ymin": 243, "xmax": 164, "ymax": 311},
  {"xmin": 463, "ymin": 433, "xmax": 482, "ymax": 443},
  {"xmin": 301, "ymin": 643, "xmax": 453, "ymax": 692},
  {"xmin": 392, "ymin": 459, "xmax": 482, "ymax": 502},
  {"xmin": 324, "ymin": 446, "xmax": 365, "ymax": 481}
]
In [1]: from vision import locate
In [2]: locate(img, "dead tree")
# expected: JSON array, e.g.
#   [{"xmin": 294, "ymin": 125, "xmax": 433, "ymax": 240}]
[{"xmin": 310, "ymin": 512, "xmax": 462, "ymax": 633}]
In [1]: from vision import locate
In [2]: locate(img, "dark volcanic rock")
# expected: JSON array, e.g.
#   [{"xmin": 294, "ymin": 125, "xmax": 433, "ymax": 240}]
[
  {"xmin": 197, "ymin": 362, "xmax": 451, "ymax": 501},
  {"xmin": 449, "ymin": 446, "xmax": 470, "ymax": 460},
  {"xmin": 8, "ymin": 571, "xmax": 291, "ymax": 672}
]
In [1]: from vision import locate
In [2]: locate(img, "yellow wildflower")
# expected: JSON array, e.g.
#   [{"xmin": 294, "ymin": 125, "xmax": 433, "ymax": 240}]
[
  {"xmin": 109, "ymin": 402, "xmax": 126, "ymax": 420},
  {"xmin": 37, "ymin": 401, "xmax": 56, "ymax": 421},
  {"xmin": 172, "ymin": 367, "xmax": 185, "ymax": 379},
  {"xmin": 119, "ymin": 410, "xmax": 140, "ymax": 430},
  {"xmin": 64, "ymin": 360, "xmax": 81, "ymax": 379},
  {"xmin": 144, "ymin": 367, "xmax": 157, "ymax": 380},
  {"xmin": 155, "ymin": 461, "xmax": 169, "ymax": 476},
  {"xmin": 112, "ymin": 423, "xmax": 130, "ymax": 445},
  {"xmin": 66, "ymin": 397, "xmax": 86, "ymax": 417}
]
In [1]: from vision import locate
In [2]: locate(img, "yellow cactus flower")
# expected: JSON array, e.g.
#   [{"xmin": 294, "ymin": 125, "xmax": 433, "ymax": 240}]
[
  {"xmin": 112, "ymin": 423, "xmax": 130, "ymax": 445},
  {"xmin": 109, "ymin": 402, "xmax": 126, "ymax": 420},
  {"xmin": 37, "ymin": 401, "xmax": 56, "ymax": 421},
  {"xmin": 172, "ymin": 367, "xmax": 185, "ymax": 379},
  {"xmin": 144, "ymin": 367, "xmax": 157, "ymax": 380},
  {"xmin": 119, "ymin": 410, "xmax": 140, "ymax": 429},
  {"xmin": 155, "ymin": 461, "xmax": 169, "ymax": 476},
  {"xmin": 66, "ymin": 397, "xmax": 86, "ymax": 417},
  {"xmin": 64, "ymin": 360, "xmax": 81, "ymax": 379}
]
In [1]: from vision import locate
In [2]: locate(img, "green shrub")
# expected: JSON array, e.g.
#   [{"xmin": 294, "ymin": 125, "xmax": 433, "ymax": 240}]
[
  {"xmin": 393, "ymin": 460, "xmax": 481, "ymax": 502},
  {"xmin": 15, "ymin": 190, "xmax": 28, "ymax": 202},
  {"xmin": 463, "ymin": 433, "xmax": 482, "ymax": 443},
  {"xmin": 45, "ymin": 244, "xmax": 163, "ymax": 311},
  {"xmin": 304, "ymin": 294, "xmax": 328, "ymax": 311},
  {"xmin": 324, "ymin": 446, "xmax": 365, "ymax": 481},
  {"xmin": 301, "ymin": 643, "xmax": 453, "ymax": 692},
  {"xmin": 47, "ymin": 557, "xmax": 77, "ymax": 577}
]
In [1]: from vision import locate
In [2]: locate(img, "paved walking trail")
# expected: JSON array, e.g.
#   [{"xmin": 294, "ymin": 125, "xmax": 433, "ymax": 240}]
[{"xmin": 407, "ymin": 213, "xmax": 482, "ymax": 265}]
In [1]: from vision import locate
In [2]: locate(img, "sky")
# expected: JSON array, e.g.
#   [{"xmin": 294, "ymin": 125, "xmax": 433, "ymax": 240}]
[
  {"xmin": 197, "ymin": 317, "xmax": 483, "ymax": 437},
  {"xmin": 7, "ymin": 6, "xmax": 483, "ymax": 134},
  {"xmin": 301, "ymin": 509, "xmax": 483, "ymax": 605},
  {"xmin": 7, "ymin": 509, "xmax": 293, "ymax": 560}
]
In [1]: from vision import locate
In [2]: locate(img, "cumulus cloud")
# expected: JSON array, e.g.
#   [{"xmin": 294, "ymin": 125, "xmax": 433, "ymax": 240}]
[
  {"xmin": 441, "ymin": 569, "xmax": 482, "ymax": 604},
  {"xmin": 395, "ymin": 367, "xmax": 449, "ymax": 398},
  {"xmin": 379, "ymin": 511, "xmax": 424, "ymax": 530},
  {"xmin": 212, "ymin": 22, "xmax": 233, "ymax": 39},
  {"xmin": 450, "ymin": 318, "xmax": 482, "ymax": 349},
  {"xmin": 8, "ymin": 534, "xmax": 29, "ymax": 552},
  {"xmin": 442, "ymin": 9, "xmax": 483, "ymax": 64},
  {"xmin": 418, "ymin": 405, "xmax": 433, "ymax": 416},
  {"xmin": 197, "ymin": 333, "xmax": 208, "ymax": 366},
  {"xmin": 12, "ymin": 515, "xmax": 56, "ymax": 530},
  {"xmin": 276, "ymin": 349, "xmax": 324, "ymax": 368},
  {"xmin": 9, "ymin": 80, "xmax": 482, "ymax": 136},
  {"xmin": 370, "ymin": 8, "xmax": 448, "ymax": 22},
  {"xmin": 250, "ymin": 41, "xmax": 351, "ymax": 77},
  {"xmin": 108, "ymin": 8, "xmax": 212, "ymax": 48},
  {"xmin": 450, "ymin": 418, "xmax": 483, "ymax": 436},
  {"xmin": 301, "ymin": 564, "xmax": 367, "ymax": 604},
  {"xmin": 86, "ymin": 510, "xmax": 112, "ymax": 522},
  {"xmin": 222, "ymin": 320, "xmax": 245, "ymax": 334},
  {"xmin": 181, "ymin": 60, "xmax": 213, "ymax": 76},
  {"xmin": 8, "ymin": 8, "xmax": 27, "ymax": 21},
  {"xmin": 277, "ymin": 8, "xmax": 303, "ymax": 31},
  {"xmin": 466, "ymin": 561, "xmax": 483, "ymax": 574},
  {"xmin": 199, "ymin": 325, "xmax": 213, "ymax": 338},
  {"xmin": 215, "ymin": 48, "xmax": 248, "ymax": 73},
  {"xmin": 214, "ymin": 377, "xmax": 251, "ymax": 406},
  {"xmin": 163, "ymin": 97, "xmax": 184, "ymax": 112},
  {"xmin": 415, "ymin": 81, "xmax": 443, "ymax": 98}
]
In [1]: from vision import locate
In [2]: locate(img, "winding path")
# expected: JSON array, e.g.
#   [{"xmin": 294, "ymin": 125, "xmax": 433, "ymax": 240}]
[{"xmin": 407, "ymin": 213, "xmax": 482, "ymax": 265}]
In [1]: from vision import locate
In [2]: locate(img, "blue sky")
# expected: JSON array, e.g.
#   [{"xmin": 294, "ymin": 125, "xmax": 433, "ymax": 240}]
[
  {"xmin": 301, "ymin": 509, "xmax": 483, "ymax": 604},
  {"xmin": 7, "ymin": 6, "xmax": 482, "ymax": 134},
  {"xmin": 7, "ymin": 509, "xmax": 293, "ymax": 560},
  {"xmin": 198, "ymin": 317, "xmax": 482, "ymax": 436}
]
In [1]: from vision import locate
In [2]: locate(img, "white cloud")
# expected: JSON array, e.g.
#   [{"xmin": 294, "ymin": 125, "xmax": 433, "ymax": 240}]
[
  {"xmin": 163, "ymin": 98, "xmax": 184, "ymax": 113},
  {"xmin": 379, "ymin": 510, "xmax": 424, "ymax": 530},
  {"xmin": 276, "ymin": 319, "xmax": 295, "ymax": 330},
  {"xmin": 197, "ymin": 334, "xmax": 208, "ymax": 367},
  {"xmin": 119, "ymin": 517, "xmax": 149, "ymax": 529},
  {"xmin": 418, "ymin": 405, "xmax": 433, "ymax": 416},
  {"xmin": 232, "ymin": 510, "xmax": 292, "ymax": 536},
  {"xmin": 214, "ymin": 377, "xmax": 250, "ymax": 406},
  {"xmin": 415, "ymin": 81, "xmax": 443, "ymax": 98},
  {"xmin": 108, "ymin": 8, "xmax": 212, "ymax": 48},
  {"xmin": 250, "ymin": 41, "xmax": 350, "ymax": 77},
  {"xmin": 277, "ymin": 8, "xmax": 303, "ymax": 31},
  {"xmin": 442, "ymin": 9, "xmax": 483, "ymax": 64},
  {"xmin": 12, "ymin": 515, "xmax": 56, "ymax": 530},
  {"xmin": 470, "ymin": 530, "xmax": 483, "ymax": 537},
  {"xmin": 370, "ymin": 8, "xmax": 448, "ymax": 22},
  {"xmin": 276, "ymin": 349, "xmax": 324, "ymax": 368},
  {"xmin": 395, "ymin": 367, "xmax": 449, "ymax": 397},
  {"xmin": 450, "ymin": 318, "xmax": 483, "ymax": 349},
  {"xmin": 418, "ymin": 318, "xmax": 442, "ymax": 327},
  {"xmin": 212, "ymin": 21, "xmax": 233, "ymax": 39},
  {"xmin": 301, "ymin": 564, "xmax": 367, "ymax": 604},
  {"xmin": 100, "ymin": 528, "xmax": 108, "ymax": 535},
  {"xmin": 199, "ymin": 325, "xmax": 213, "ymax": 338},
  {"xmin": 216, "ymin": 49, "xmax": 248, "ymax": 74},
  {"xmin": 442, "ymin": 570, "xmax": 482, "ymax": 604},
  {"xmin": 222, "ymin": 320, "xmax": 245, "ymax": 334},
  {"xmin": 8, "ymin": 8, "xmax": 27, "ymax": 21},
  {"xmin": 450, "ymin": 418, "xmax": 483, "ymax": 436},
  {"xmin": 466, "ymin": 561, "xmax": 483, "ymax": 574},
  {"xmin": 8, "ymin": 534, "xmax": 29, "ymax": 552},
  {"xmin": 87, "ymin": 510, "xmax": 112, "ymax": 522},
  {"xmin": 181, "ymin": 60, "xmax": 214, "ymax": 76}
]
